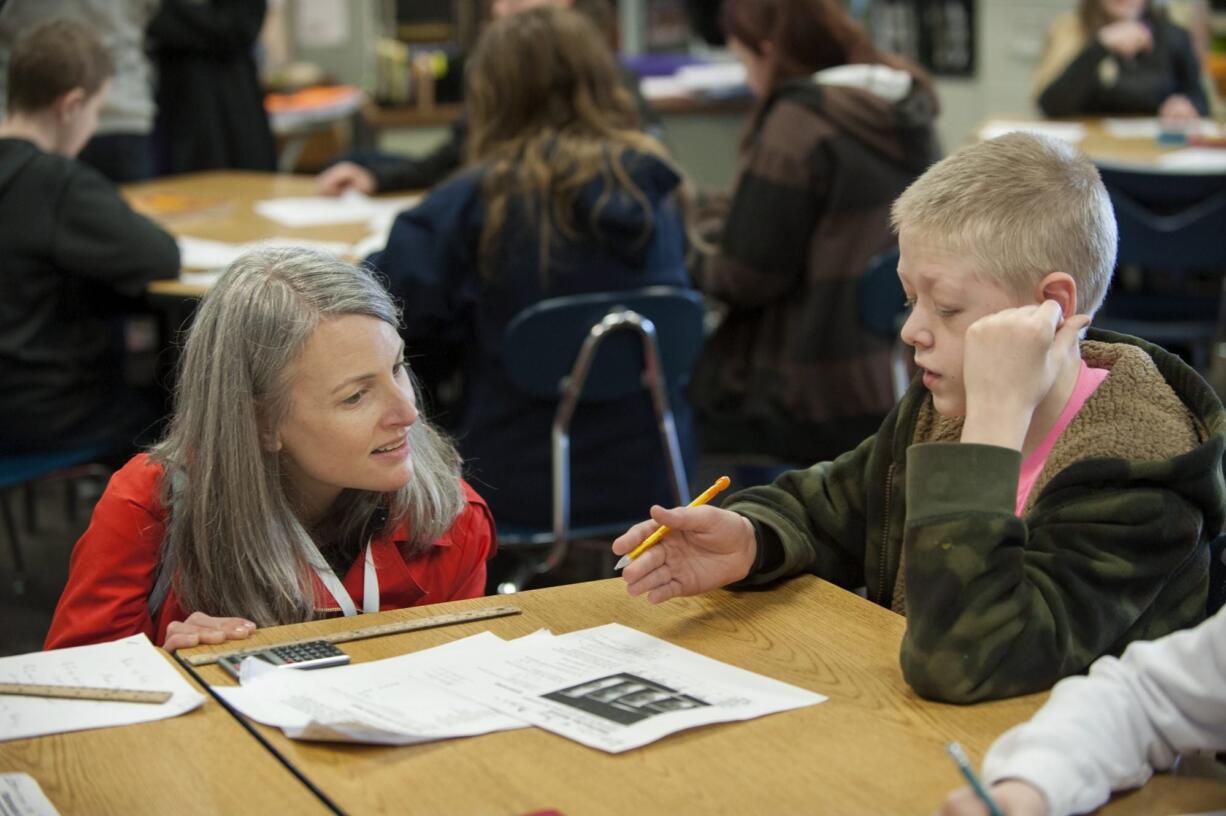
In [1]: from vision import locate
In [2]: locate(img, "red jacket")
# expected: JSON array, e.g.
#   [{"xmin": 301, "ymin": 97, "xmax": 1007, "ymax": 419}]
[{"xmin": 45, "ymin": 454, "xmax": 496, "ymax": 649}]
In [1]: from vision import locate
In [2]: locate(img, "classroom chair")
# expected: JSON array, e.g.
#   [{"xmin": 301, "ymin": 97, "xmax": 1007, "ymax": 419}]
[
  {"xmin": 493, "ymin": 287, "xmax": 705, "ymax": 594},
  {"xmin": 0, "ymin": 446, "xmax": 113, "ymax": 594},
  {"xmin": 857, "ymin": 247, "xmax": 912, "ymax": 402},
  {"xmin": 1094, "ymin": 166, "xmax": 1226, "ymax": 373}
]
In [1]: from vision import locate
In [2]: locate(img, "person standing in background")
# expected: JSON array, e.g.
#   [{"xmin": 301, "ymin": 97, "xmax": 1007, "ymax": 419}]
[
  {"xmin": 0, "ymin": 0, "xmax": 160, "ymax": 182},
  {"xmin": 147, "ymin": 0, "xmax": 276, "ymax": 174}
]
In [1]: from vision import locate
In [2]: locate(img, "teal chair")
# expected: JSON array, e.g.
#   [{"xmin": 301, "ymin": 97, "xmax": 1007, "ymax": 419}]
[{"xmin": 0, "ymin": 446, "xmax": 113, "ymax": 593}]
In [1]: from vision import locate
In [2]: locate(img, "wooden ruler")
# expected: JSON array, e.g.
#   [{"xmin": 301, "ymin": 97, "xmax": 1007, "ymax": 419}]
[
  {"xmin": 185, "ymin": 604, "xmax": 523, "ymax": 666},
  {"xmin": 0, "ymin": 682, "xmax": 173, "ymax": 704}
]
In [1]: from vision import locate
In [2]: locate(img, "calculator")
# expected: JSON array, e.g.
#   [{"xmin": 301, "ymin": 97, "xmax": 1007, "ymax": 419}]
[{"xmin": 219, "ymin": 640, "xmax": 351, "ymax": 679}]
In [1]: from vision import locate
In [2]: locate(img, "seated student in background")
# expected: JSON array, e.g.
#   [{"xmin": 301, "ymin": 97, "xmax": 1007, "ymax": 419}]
[
  {"xmin": 0, "ymin": 18, "xmax": 179, "ymax": 457},
  {"xmin": 939, "ymin": 604, "xmax": 1226, "ymax": 816},
  {"xmin": 366, "ymin": 6, "xmax": 694, "ymax": 531},
  {"xmin": 691, "ymin": 0, "xmax": 940, "ymax": 475},
  {"xmin": 45, "ymin": 248, "xmax": 495, "ymax": 650},
  {"xmin": 316, "ymin": 0, "xmax": 657, "ymax": 197},
  {"xmin": 0, "ymin": 1, "xmax": 160, "ymax": 183},
  {"xmin": 1033, "ymin": 0, "xmax": 1208, "ymax": 121},
  {"xmin": 613, "ymin": 133, "xmax": 1226, "ymax": 704}
]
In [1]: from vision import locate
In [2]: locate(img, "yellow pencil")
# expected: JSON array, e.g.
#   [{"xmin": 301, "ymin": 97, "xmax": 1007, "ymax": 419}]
[{"xmin": 615, "ymin": 476, "xmax": 731, "ymax": 570}]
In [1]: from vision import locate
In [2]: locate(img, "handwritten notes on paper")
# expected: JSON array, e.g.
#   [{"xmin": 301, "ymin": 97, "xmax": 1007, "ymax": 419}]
[
  {"xmin": 0, "ymin": 635, "xmax": 205, "ymax": 742},
  {"xmin": 217, "ymin": 624, "xmax": 824, "ymax": 753}
]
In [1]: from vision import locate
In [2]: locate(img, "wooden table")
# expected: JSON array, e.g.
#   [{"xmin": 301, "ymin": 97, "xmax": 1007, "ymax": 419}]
[
  {"xmin": 1074, "ymin": 118, "xmax": 1214, "ymax": 168},
  {"xmin": 981, "ymin": 116, "xmax": 1226, "ymax": 171},
  {"xmin": 123, "ymin": 171, "xmax": 381, "ymax": 299},
  {"xmin": 181, "ymin": 576, "xmax": 1226, "ymax": 815},
  {"xmin": 0, "ymin": 652, "xmax": 328, "ymax": 816}
]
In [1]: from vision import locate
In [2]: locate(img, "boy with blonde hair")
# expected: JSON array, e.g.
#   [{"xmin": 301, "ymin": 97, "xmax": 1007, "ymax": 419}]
[{"xmin": 612, "ymin": 132, "xmax": 1226, "ymax": 703}]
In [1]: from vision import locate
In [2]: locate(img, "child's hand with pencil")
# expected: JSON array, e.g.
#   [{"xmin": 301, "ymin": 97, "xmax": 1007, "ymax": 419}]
[
  {"xmin": 937, "ymin": 780, "xmax": 1047, "ymax": 816},
  {"xmin": 612, "ymin": 476, "xmax": 757, "ymax": 604}
]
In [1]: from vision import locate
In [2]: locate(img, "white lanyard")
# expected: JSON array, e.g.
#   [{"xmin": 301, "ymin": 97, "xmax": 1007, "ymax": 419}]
[{"xmin": 310, "ymin": 541, "xmax": 379, "ymax": 616}]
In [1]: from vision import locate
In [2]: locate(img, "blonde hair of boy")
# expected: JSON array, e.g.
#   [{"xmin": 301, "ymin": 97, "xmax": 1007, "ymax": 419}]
[
  {"xmin": 891, "ymin": 132, "xmax": 1117, "ymax": 317},
  {"xmin": 151, "ymin": 247, "xmax": 465, "ymax": 626}
]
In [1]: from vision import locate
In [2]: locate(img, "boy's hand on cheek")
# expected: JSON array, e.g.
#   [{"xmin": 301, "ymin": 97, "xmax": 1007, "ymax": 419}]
[{"xmin": 961, "ymin": 302, "xmax": 1090, "ymax": 451}]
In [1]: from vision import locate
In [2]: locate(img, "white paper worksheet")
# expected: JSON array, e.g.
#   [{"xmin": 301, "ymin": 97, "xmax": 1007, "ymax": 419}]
[
  {"xmin": 253, "ymin": 191, "xmax": 419, "ymax": 228},
  {"xmin": 417, "ymin": 623, "xmax": 827, "ymax": 753},
  {"xmin": 215, "ymin": 631, "xmax": 528, "ymax": 745},
  {"xmin": 0, "ymin": 634, "xmax": 205, "ymax": 742}
]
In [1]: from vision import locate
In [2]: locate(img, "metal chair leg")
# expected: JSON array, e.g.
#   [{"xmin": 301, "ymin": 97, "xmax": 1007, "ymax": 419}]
[{"xmin": 2, "ymin": 491, "xmax": 27, "ymax": 595}]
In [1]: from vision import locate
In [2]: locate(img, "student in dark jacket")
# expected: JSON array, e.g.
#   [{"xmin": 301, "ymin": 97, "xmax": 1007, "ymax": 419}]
[
  {"xmin": 1033, "ymin": 0, "xmax": 1208, "ymax": 121},
  {"xmin": 0, "ymin": 19, "xmax": 179, "ymax": 455},
  {"xmin": 316, "ymin": 0, "xmax": 658, "ymax": 197},
  {"xmin": 691, "ymin": 0, "xmax": 940, "ymax": 468},
  {"xmin": 366, "ymin": 7, "xmax": 694, "ymax": 529},
  {"xmin": 147, "ymin": 0, "xmax": 277, "ymax": 174}
]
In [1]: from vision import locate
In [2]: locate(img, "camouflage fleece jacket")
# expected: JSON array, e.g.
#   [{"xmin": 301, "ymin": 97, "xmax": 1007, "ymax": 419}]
[{"xmin": 728, "ymin": 330, "xmax": 1226, "ymax": 703}]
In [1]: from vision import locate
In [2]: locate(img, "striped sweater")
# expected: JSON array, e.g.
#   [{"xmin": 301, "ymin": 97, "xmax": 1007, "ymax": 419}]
[{"xmin": 692, "ymin": 61, "xmax": 940, "ymax": 464}]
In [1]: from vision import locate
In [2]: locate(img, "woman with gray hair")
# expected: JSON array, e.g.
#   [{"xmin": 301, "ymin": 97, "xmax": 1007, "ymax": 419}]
[{"xmin": 45, "ymin": 247, "xmax": 495, "ymax": 650}]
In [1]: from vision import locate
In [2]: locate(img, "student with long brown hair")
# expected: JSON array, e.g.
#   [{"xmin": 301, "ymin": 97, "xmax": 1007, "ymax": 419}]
[
  {"xmin": 690, "ymin": 0, "xmax": 939, "ymax": 477},
  {"xmin": 315, "ymin": 0, "xmax": 657, "ymax": 197},
  {"xmin": 366, "ymin": 6, "xmax": 694, "ymax": 534},
  {"xmin": 1033, "ymin": 0, "xmax": 1208, "ymax": 120}
]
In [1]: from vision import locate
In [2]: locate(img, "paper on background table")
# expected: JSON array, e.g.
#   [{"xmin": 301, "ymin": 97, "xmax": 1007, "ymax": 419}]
[
  {"xmin": 1104, "ymin": 117, "xmax": 1222, "ymax": 139},
  {"xmin": 176, "ymin": 235, "xmax": 354, "ymax": 271},
  {"xmin": 978, "ymin": 120, "xmax": 1086, "ymax": 143},
  {"xmin": 417, "ymin": 622, "xmax": 826, "ymax": 754},
  {"xmin": 0, "ymin": 634, "xmax": 205, "ymax": 742},
  {"xmin": 253, "ymin": 190, "xmax": 419, "ymax": 228},
  {"xmin": 0, "ymin": 774, "xmax": 60, "ymax": 816},
  {"xmin": 215, "ymin": 631, "xmax": 527, "ymax": 745},
  {"xmin": 1156, "ymin": 148, "xmax": 1226, "ymax": 171}
]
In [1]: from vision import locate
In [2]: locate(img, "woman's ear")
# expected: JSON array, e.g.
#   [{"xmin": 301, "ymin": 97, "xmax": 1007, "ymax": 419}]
[
  {"xmin": 256, "ymin": 405, "xmax": 282, "ymax": 452},
  {"xmin": 1036, "ymin": 272, "xmax": 1078, "ymax": 319}
]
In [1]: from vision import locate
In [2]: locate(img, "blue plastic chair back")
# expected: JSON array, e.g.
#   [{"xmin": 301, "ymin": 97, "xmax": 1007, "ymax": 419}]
[
  {"xmin": 858, "ymin": 248, "xmax": 904, "ymax": 339},
  {"xmin": 1096, "ymin": 166, "xmax": 1226, "ymax": 273},
  {"xmin": 503, "ymin": 286, "xmax": 705, "ymax": 402},
  {"xmin": 0, "ymin": 445, "xmax": 112, "ymax": 491}
]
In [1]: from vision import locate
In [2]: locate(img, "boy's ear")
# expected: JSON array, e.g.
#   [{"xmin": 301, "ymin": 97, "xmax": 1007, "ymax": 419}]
[{"xmin": 1035, "ymin": 272, "xmax": 1078, "ymax": 319}]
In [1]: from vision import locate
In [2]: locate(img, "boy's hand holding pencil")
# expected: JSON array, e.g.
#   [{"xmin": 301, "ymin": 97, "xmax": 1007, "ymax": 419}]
[{"xmin": 613, "ymin": 476, "xmax": 757, "ymax": 604}]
